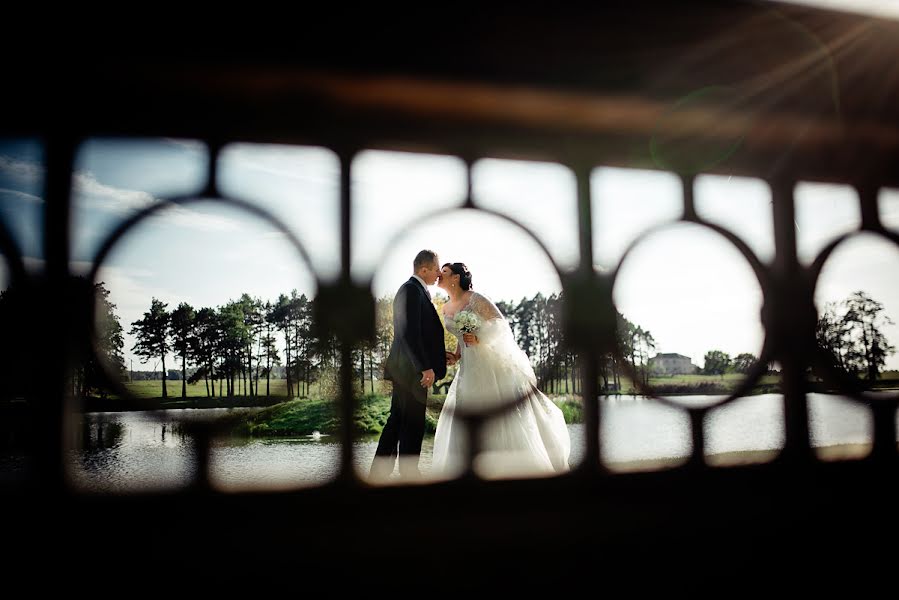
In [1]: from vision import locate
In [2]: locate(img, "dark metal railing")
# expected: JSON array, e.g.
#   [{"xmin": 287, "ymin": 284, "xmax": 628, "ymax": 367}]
[
  {"xmin": 2, "ymin": 3, "xmax": 899, "ymax": 579},
  {"xmin": 2, "ymin": 135, "xmax": 897, "ymax": 494}
]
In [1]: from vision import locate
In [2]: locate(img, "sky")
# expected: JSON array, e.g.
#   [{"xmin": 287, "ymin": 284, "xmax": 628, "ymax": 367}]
[{"xmin": 1, "ymin": 138, "xmax": 898, "ymax": 373}]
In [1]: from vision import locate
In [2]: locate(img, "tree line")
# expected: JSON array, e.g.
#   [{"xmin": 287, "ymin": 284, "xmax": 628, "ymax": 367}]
[
  {"xmin": 89, "ymin": 286, "xmax": 663, "ymax": 400},
  {"xmin": 698, "ymin": 290, "xmax": 895, "ymax": 381},
  {"xmin": 6, "ymin": 282, "xmax": 889, "ymax": 402}
]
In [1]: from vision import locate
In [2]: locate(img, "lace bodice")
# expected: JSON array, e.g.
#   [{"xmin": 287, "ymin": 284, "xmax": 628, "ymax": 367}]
[
  {"xmin": 432, "ymin": 291, "xmax": 570, "ymax": 476},
  {"xmin": 444, "ymin": 292, "xmax": 503, "ymax": 340}
]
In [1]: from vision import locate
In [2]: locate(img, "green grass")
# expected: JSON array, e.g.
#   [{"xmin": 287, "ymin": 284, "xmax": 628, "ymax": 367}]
[
  {"xmin": 122, "ymin": 378, "xmax": 291, "ymax": 399},
  {"xmin": 553, "ymin": 395, "xmax": 583, "ymax": 423},
  {"xmin": 109, "ymin": 369, "xmax": 899, "ymax": 404},
  {"xmin": 239, "ymin": 393, "xmax": 447, "ymax": 437},
  {"xmin": 238, "ymin": 391, "xmax": 581, "ymax": 438},
  {"xmin": 648, "ymin": 373, "xmax": 753, "ymax": 385},
  {"xmin": 120, "ymin": 376, "xmax": 376, "ymax": 400},
  {"xmin": 242, "ymin": 396, "xmax": 341, "ymax": 436}
]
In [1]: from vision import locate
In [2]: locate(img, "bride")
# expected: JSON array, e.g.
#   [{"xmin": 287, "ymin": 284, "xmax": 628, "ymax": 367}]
[{"xmin": 431, "ymin": 262, "xmax": 571, "ymax": 477}]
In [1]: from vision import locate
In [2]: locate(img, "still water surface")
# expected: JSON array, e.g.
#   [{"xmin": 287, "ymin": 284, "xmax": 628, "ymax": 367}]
[{"xmin": 67, "ymin": 393, "xmax": 882, "ymax": 492}]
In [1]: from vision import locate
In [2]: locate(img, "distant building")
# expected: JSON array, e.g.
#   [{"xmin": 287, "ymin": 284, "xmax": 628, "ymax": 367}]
[{"xmin": 649, "ymin": 353, "xmax": 697, "ymax": 375}]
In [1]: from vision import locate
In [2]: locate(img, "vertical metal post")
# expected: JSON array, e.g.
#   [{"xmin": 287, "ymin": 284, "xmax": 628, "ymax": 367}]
[
  {"xmin": 338, "ymin": 151, "xmax": 356, "ymax": 480},
  {"xmin": 575, "ymin": 164, "xmax": 601, "ymax": 471},
  {"xmin": 39, "ymin": 134, "xmax": 77, "ymax": 493},
  {"xmin": 771, "ymin": 178, "xmax": 812, "ymax": 462}
]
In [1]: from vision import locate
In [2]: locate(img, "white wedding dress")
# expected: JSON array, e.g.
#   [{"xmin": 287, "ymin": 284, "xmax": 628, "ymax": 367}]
[{"xmin": 432, "ymin": 292, "xmax": 571, "ymax": 478}]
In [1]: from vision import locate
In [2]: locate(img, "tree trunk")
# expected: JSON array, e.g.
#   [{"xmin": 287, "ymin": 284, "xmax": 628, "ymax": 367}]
[
  {"xmin": 600, "ymin": 358, "xmax": 609, "ymax": 391},
  {"xmin": 613, "ymin": 360, "xmax": 620, "ymax": 392},
  {"xmin": 369, "ymin": 350, "xmax": 374, "ymax": 394},
  {"xmin": 360, "ymin": 350, "xmax": 365, "ymax": 395},
  {"xmin": 245, "ymin": 345, "xmax": 252, "ymax": 397},
  {"xmin": 161, "ymin": 353, "xmax": 168, "ymax": 399},
  {"xmin": 181, "ymin": 353, "xmax": 187, "ymax": 399},
  {"xmin": 285, "ymin": 335, "xmax": 293, "ymax": 399}
]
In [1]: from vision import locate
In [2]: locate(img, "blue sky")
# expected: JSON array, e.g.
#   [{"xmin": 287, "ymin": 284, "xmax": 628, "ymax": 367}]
[{"xmin": 1, "ymin": 137, "xmax": 897, "ymax": 373}]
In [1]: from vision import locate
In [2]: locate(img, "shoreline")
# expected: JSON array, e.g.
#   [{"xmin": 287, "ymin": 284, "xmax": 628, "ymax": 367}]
[{"xmin": 71, "ymin": 384, "xmax": 899, "ymax": 416}]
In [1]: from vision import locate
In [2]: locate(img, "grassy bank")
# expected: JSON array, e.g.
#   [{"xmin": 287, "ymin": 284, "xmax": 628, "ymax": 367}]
[
  {"xmin": 624, "ymin": 372, "xmax": 899, "ymax": 396},
  {"xmin": 235, "ymin": 393, "xmax": 584, "ymax": 438},
  {"xmin": 82, "ymin": 394, "xmax": 286, "ymax": 412}
]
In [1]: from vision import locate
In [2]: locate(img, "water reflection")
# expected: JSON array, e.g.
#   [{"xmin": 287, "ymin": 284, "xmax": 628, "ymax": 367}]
[
  {"xmin": 64, "ymin": 394, "xmax": 889, "ymax": 492},
  {"xmin": 71, "ymin": 410, "xmax": 199, "ymax": 492},
  {"xmin": 80, "ymin": 416, "xmax": 126, "ymax": 450}
]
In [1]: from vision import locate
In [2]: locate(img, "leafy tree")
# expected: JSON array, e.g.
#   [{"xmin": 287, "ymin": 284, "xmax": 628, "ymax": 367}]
[
  {"xmin": 732, "ymin": 352, "xmax": 757, "ymax": 374},
  {"xmin": 843, "ymin": 291, "xmax": 895, "ymax": 381},
  {"xmin": 817, "ymin": 292, "xmax": 897, "ymax": 381},
  {"xmin": 269, "ymin": 293, "xmax": 294, "ymax": 397},
  {"xmin": 192, "ymin": 307, "xmax": 221, "ymax": 397},
  {"xmin": 375, "ymin": 295, "xmax": 394, "ymax": 387},
  {"xmin": 170, "ymin": 302, "xmax": 197, "ymax": 399},
  {"xmin": 130, "ymin": 298, "xmax": 171, "ymax": 398},
  {"xmin": 218, "ymin": 301, "xmax": 249, "ymax": 397},
  {"xmin": 703, "ymin": 350, "xmax": 731, "ymax": 376},
  {"xmin": 818, "ymin": 291, "xmax": 896, "ymax": 381},
  {"xmin": 259, "ymin": 301, "xmax": 281, "ymax": 397},
  {"xmin": 80, "ymin": 281, "xmax": 125, "ymax": 398},
  {"xmin": 291, "ymin": 293, "xmax": 315, "ymax": 397}
]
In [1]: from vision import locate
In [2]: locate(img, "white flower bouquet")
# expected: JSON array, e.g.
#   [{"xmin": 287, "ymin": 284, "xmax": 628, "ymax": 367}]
[{"xmin": 455, "ymin": 310, "xmax": 481, "ymax": 334}]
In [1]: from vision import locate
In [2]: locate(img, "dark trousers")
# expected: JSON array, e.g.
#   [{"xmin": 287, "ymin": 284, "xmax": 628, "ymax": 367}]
[{"xmin": 372, "ymin": 378, "xmax": 427, "ymax": 477}]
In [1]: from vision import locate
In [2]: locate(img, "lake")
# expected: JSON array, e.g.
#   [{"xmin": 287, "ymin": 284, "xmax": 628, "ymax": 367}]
[{"xmin": 61, "ymin": 393, "xmax": 887, "ymax": 492}]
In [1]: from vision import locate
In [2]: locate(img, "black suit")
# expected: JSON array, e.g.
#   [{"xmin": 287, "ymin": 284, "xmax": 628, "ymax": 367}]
[{"xmin": 373, "ymin": 277, "xmax": 447, "ymax": 477}]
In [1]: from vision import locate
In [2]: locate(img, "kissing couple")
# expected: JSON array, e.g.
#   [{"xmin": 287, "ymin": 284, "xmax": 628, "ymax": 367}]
[{"xmin": 370, "ymin": 249, "xmax": 571, "ymax": 481}]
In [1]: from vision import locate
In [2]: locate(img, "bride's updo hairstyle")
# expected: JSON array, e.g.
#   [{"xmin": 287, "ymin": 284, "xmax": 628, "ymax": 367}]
[{"xmin": 443, "ymin": 262, "xmax": 473, "ymax": 291}]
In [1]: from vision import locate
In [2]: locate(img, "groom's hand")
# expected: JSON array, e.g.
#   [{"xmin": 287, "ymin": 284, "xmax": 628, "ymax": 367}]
[
  {"xmin": 420, "ymin": 369, "xmax": 435, "ymax": 388},
  {"xmin": 445, "ymin": 351, "xmax": 457, "ymax": 366}
]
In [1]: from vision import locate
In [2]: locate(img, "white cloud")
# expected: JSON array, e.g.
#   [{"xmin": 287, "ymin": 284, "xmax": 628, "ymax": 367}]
[
  {"xmin": 74, "ymin": 170, "xmax": 241, "ymax": 233},
  {"xmin": 220, "ymin": 143, "xmax": 340, "ymax": 186},
  {"xmin": 146, "ymin": 204, "xmax": 241, "ymax": 232},
  {"xmin": 0, "ymin": 155, "xmax": 43, "ymax": 184},
  {"xmin": 0, "ymin": 187, "xmax": 43, "ymax": 203},
  {"xmin": 0, "ymin": 153, "xmax": 241, "ymax": 234},
  {"xmin": 163, "ymin": 138, "xmax": 207, "ymax": 153},
  {"xmin": 74, "ymin": 171, "xmax": 156, "ymax": 213}
]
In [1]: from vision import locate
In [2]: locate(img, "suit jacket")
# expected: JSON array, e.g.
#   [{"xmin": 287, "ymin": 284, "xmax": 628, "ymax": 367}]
[{"xmin": 384, "ymin": 277, "xmax": 447, "ymax": 385}]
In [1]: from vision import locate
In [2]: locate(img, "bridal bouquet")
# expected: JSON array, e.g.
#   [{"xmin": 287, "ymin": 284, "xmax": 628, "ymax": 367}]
[{"xmin": 455, "ymin": 310, "xmax": 481, "ymax": 334}]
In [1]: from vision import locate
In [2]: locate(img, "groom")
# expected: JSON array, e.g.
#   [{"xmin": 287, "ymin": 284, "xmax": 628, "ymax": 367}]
[{"xmin": 371, "ymin": 249, "xmax": 447, "ymax": 480}]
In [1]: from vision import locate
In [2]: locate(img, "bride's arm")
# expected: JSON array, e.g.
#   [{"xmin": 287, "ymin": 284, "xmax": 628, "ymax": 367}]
[
  {"xmin": 464, "ymin": 293, "xmax": 505, "ymax": 347},
  {"xmin": 468, "ymin": 292, "xmax": 539, "ymax": 384},
  {"xmin": 470, "ymin": 292, "xmax": 503, "ymax": 321}
]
